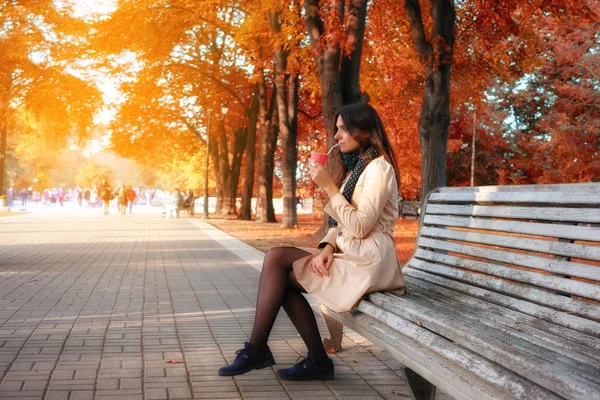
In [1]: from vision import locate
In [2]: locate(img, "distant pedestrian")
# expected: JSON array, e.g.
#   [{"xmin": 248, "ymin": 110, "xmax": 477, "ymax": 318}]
[
  {"xmin": 56, "ymin": 188, "xmax": 65, "ymax": 207},
  {"xmin": 20, "ymin": 188, "xmax": 28, "ymax": 206},
  {"xmin": 90, "ymin": 190, "xmax": 98, "ymax": 209},
  {"xmin": 97, "ymin": 178, "xmax": 112, "ymax": 215},
  {"xmin": 32, "ymin": 190, "xmax": 40, "ymax": 205},
  {"xmin": 76, "ymin": 189, "xmax": 83, "ymax": 207},
  {"xmin": 165, "ymin": 187, "xmax": 184, "ymax": 219},
  {"xmin": 114, "ymin": 184, "xmax": 127, "ymax": 215},
  {"xmin": 83, "ymin": 189, "xmax": 91, "ymax": 208},
  {"xmin": 182, "ymin": 189, "xmax": 195, "ymax": 215},
  {"xmin": 127, "ymin": 186, "xmax": 136, "ymax": 214}
]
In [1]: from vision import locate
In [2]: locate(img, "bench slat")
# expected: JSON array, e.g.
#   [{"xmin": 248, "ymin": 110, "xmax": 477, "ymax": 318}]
[
  {"xmin": 437, "ymin": 183, "xmax": 600, "ymax": 194},
  {"xmin": 404, "ymin": 278, "xmax": 600, "ymax": 364},
  {"xmin": 327, "ymin": 305, "xmax": 564, "ymax": 400},
  {"xmin": 407, "ymin": 259, "xmax": 600, "ymax": 324},
  {"xmin": 428, "ymin": 191, "xmax": 600, "ymax": 205},
  {"xmin": 388, "ymin": 289, "xmax": 600, "ymax": 386},
  {"xmin": 403, "ymin": 267, "xmax": 600, "ymax": 340},
  {"xmin": 414, "ymin": 248, "xmax": 600, "ymax": 301},
  {"xmin": 399, "ymin": 291, "xmax": 600, "ymax": 384},
  {"xmin": 423, "ymin": 214, "xmax": 600, "ymax": 243},
  {"xmin": 417, "ymin": 237, "xmax": 600, "ymax": 281},
  {"xmin": 425, "ymin": 204, "xmax": 600, "ymax": 223},
  {"xmin": 420, "ymin": 226, "xmax": 600, "ymax": 262},
  {"xmin": 365, "ymin": 293, "xmax": 600, "ymax": 400}
]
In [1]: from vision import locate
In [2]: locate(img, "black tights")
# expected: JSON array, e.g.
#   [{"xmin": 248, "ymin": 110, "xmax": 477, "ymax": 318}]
[{"xmin": 249, "ymin": 247, "xmax": 327, "ymax": 360}]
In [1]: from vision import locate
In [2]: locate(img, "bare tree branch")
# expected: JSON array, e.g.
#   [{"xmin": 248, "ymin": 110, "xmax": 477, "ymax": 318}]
[
  {"xmin": 182, "ymin": 119, "xmax": 207, "ymax": 145},
  {"xmin": 405, "ymin": 0, "xmax": 430, "ymax": 58},
  {"xmin": 299, "ymin": 109, "xmax": 321, "ymax": 119}
]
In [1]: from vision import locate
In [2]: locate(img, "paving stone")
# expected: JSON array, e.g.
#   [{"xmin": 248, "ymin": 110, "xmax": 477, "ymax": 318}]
[
  {"xmin": 70, "ymin": 391, "xmax": 94, "ymax": 400},
  {"xmin": 119, "ymin": 378, "xmax": 142, "ymax": 389},
  {"xmin": 168, "ymin": 386, "xmax": 192, "ymax": 398},
  {"xmin": 0, "ymin": 380, "xmax": 23, "ymax": 390},
  {"xmin": 44, "ymin": 391, "xmax": 70, "ymax": 400},
  {"xmin": 145, "ymin": 387, "xmax": 167, "ymax": 399}
]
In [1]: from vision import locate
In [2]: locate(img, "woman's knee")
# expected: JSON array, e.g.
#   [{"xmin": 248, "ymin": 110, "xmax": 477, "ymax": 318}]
[
  {"xmin": 264, "ymin": 247, "xmax": 284, "ymax": 262},
  {"xmin": 262, "ymin": 247, "xmax": 289, "ymax": 272},
  {"xmin": 263, "ymin": 247, "xmax": 307, "ymax": 272}
]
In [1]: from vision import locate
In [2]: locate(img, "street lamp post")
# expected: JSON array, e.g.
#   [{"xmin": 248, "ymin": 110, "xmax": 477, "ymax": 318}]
[{"xmin": 200, "ymin": 104, "xmax": 229, "ymax": 220}]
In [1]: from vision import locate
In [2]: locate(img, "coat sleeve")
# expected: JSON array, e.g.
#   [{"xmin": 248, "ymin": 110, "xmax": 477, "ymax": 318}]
[
  {"xmin": 317, "ymin": 226, "xmax": 341, "ymax": 250},
  {"xmin": 323, "ymin": 159, "xmax": 395, "ymax": 239}
]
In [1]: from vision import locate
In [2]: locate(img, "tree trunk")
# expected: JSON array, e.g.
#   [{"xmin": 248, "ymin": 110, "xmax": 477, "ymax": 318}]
[
  {"xmin": 217, "ymin": 120, "xmax": 233, "ymax": 214},
  {"xmin": 405, "ymin": 0, "xmax": 456, "ymax": 201},
  {"xmin": 265, "ymin": 104, "xmax": 279, "ymax": 222},
  {"xmin": 286, "ymin": 74, "xmax": 299, "ymax": 224},
  {"xmin": 305, "ymin": 0, "xmax": 344, "ymax": 140},
  {"xmin": 256, "ymin": 81, "xmax": 278, "ymax": 223},
  {"xmin": 217, "ymin": 121, "xmax": 247, "ymax": 216},
  {"xmin": 277, "ymin": 73, "xmax": 299, "ymax": 228},
  {"xmin": 340, "ymin": 0, "xmax": 369, "ymax": 105},
  {"xmin": 227, "ymin": 127, "xmax": 248, "ymax": 215},
  {"xmin": 0, "ymin": 125, "xmax": 6, "ymax": 194},
  {"xmin": 239, "ymin": 85, "xmax": 260, "ymax": 220},
  {"xmin": 209, "ymin": 127, "xmax": 222, "ymax": 212},
  {"xmin": 271, "ymin": 12, "xmax": 300, "ymax": 228}
]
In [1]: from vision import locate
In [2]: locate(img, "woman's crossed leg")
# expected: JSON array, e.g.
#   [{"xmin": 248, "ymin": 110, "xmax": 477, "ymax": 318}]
[{"xmin": 219, "ymin": 247, "xmax": 333, "ymax": 380}]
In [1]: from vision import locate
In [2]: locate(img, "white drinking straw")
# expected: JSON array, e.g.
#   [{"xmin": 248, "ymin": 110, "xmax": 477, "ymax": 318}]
[{"xmin": 327, "ymin": 143, "xmax": 339, "ymax": 155}]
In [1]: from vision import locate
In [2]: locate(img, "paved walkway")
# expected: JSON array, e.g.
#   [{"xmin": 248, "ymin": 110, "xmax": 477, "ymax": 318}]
[{"xmin": 0, "ymin": 206, "xmax": 450, "ymax": 400}]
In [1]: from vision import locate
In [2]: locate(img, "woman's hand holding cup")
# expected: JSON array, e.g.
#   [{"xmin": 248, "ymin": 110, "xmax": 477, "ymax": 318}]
[
  {"xmin": 310, "ymin": 152, "xmax": 328, "ymax": 166},
  {"xmin": 309, "ymin": 158, "xmax": 338, "ymax": 198}
]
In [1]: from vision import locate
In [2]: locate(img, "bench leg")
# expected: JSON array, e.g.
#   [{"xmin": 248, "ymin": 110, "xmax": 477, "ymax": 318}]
[
  {"xmin": 319, "ymin": 304, "xmax": 343, "ymax": 353},
  {"xmin": 401, "ymin": 368, "xmax": 436, "ymax": 400}
]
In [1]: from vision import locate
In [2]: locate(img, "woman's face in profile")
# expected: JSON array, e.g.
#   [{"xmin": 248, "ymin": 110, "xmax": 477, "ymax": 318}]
[{"xmin": 334, "ymin": 116, "xmax": 361, "ymax": 153}]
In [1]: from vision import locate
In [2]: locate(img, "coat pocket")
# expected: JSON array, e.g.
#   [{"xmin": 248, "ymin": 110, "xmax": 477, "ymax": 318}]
[{"xmin": 339, "ymin": 231, "xmax": 381, "ymax": 265}]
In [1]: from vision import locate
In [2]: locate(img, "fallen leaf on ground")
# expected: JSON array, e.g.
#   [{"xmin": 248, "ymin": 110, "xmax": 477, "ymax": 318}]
[{"xmin": 167, "ymin": 360, "xmax": 183, "ymax": 364}]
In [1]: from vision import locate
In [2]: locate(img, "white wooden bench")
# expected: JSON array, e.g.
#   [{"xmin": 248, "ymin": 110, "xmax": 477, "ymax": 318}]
[{"xmin": 319, "ymin": 183, "xmax": 600, "ymax": 400}]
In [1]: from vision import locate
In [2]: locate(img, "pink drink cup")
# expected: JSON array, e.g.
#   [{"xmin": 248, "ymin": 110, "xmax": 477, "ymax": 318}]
[{"xmin": 311, "ymin": 152, "xmax": 328, "ymax": 166}]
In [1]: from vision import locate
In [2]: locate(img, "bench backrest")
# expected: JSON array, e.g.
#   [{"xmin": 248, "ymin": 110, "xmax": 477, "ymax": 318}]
[{"xmin": 405, "ymin": 183, "xmax": 600, "ymax": 335}]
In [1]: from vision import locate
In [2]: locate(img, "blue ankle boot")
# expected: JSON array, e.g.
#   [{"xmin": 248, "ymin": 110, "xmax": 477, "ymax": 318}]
[
  {"xmin": 277, "ymin": 353, "xmax": 335, "ymax": 381},
  {"xmin": 218, "ymin": 342, "xmax": 275, "ymax": 376}
]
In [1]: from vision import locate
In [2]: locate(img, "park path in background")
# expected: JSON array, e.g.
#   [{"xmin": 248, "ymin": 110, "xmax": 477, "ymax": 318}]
[{"xmin": 0, "ymin": 206, "xmax": 450, "ymax": 400}]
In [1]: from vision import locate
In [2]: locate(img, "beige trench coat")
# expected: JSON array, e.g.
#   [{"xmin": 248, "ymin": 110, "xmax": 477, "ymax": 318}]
[{"xmin": 292, "ymin": 156, "xmax": 406, "ymax": 312}]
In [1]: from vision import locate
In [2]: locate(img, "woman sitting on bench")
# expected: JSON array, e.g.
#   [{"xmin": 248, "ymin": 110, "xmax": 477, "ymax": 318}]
[{"xmin": 218, "ymin": 102, "xmax": 406, "ymax": 381}]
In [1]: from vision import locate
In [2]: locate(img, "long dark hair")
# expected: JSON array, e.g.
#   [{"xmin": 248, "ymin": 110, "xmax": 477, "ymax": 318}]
[{"xmin": 332, "ymin": 103, "xmax": 401, "ymax": 191}]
